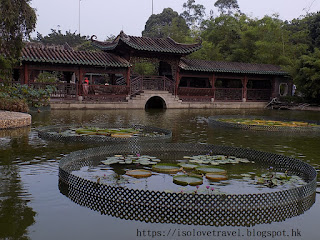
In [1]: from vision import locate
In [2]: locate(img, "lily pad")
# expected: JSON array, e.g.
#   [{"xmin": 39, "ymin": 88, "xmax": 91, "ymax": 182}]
[
  {"xmin": 173, "ymin": 175, "xmax": 203, "ymax": 186},
  {"xmin": 152, "ymin": 163, "xmax": 181, "ymax": 173},
  {"xmin": 196, "ymin": 166, "xmax": 227, "ymax": 174},
  {"xmin": 206, "ymin": 173, "xmax": 228, "ymax": 181},
  {"xmin": 111, "ymin": 133, "xmax": 133, "ymax": 138},
  {"xmin": 126, "ymin": 169, "xmax": 152, "ymax": 178},
  {"xmin": 178, "ymin": 163, "xmax": 198, "ymax": 170}
]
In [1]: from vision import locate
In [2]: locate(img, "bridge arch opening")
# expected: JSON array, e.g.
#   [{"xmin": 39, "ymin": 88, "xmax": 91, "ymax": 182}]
[{"xmin": 145, "ymin": 96, "xmax": 167, "ymax": 109}]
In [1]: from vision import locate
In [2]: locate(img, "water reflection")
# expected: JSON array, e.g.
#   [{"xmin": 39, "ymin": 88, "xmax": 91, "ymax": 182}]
[
  {"xmin": 0, "ymin": 108, "xmax": 319, "ymax": 239},
  {"xmin": 0, "ymin": 157, "xmax": 36, "ymax": 239}
]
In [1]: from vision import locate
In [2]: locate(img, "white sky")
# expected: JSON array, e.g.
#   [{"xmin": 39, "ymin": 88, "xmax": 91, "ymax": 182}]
[{"xmin": 30, "ymin": 0, "xmax": 320, "ymax": 40}]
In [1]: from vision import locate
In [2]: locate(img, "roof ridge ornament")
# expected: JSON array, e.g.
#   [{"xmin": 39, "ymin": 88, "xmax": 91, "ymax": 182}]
[
  {"xmin": 91, "ymin": 35, "xmax": 98, "ymax": 41},
  {"xmin": 119, "ymin": 30, "xmax": 130, "ymax": 41}
]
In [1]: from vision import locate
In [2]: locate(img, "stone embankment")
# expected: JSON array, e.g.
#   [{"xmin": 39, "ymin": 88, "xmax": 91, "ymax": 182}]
[{"xmin": 0, "ymin": 111, "xmax": 32, "ymax": 129}]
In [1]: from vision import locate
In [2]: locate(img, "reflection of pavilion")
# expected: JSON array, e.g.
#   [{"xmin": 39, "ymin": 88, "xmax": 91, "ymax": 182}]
[{"xmin": 11, "ymin": 31, "xmax": 292, "ymax": 108}]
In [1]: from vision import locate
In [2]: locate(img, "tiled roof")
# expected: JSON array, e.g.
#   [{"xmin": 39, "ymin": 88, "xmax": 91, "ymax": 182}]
[
  {"xmin": 21, "ymin": 43, "xmax": 131, "ymax": 68},
  {"xmin": 91, "ymin": 31, "xmax": 202, "ymax": 55},
  {"xmin": 179, "ymin": 58, "xmax": 288, "ymax": 75}
]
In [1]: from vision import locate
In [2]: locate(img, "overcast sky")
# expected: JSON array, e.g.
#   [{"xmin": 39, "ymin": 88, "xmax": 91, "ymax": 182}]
[{"xmin": 30, "ymin": 0, "xmax": 320, "ymax": 40}]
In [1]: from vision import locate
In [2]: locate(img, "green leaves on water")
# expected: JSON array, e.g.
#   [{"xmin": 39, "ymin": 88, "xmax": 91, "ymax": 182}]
[
  {"xmin": 178, "ymin": 163, "xmax": 198, "ymax": 170},
  {"xmin": 173, "ymin": 175, "xmax": 203, "ymax": 186},
  {"xmin": 255, "ymin": 171, "xmax": 307, "ymax": 188},
  {"xmin": 196, "ymin": 166, "xmax": 227, "ymax": 174},
  {"xmin": 101, "ymin": 154, "xmax": 161, "ymax": 166},
  {"xmin": 186, "ymin": 154, "xmax": 251, "ymax": 165},
  {"xmin": 126, "ymin": 169, "xmax": 152, "ymax": 178},
  {"xmin": 152, "ymin": 163, "xmax": 181, "ymax": 173}
]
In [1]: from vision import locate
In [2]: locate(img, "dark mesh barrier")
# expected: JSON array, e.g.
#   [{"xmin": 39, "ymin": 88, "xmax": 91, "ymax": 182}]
[
  {"xmin": 59, "ymin": 143, "xmax": 317, "ymax": 227},
  {"xmin": 208, "ymin": 115, "xmax": 320, "ymax": 133},
  {"xmin": 37, "ymin": 124, "xmax": 172, "ymax": 143}
]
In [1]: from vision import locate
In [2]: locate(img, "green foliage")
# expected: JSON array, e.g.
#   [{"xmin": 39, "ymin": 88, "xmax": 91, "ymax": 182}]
[
  {"xmin": 142, "ymin": 8, "xmax": 190, "ymax": 42},
  {"xmin": 307, "ymin": 12, "xmax": 320, "ymax": 49},
  {"xmin": 0, "ymin": 95, "xmax": 29, "ymax": 112},
  {"xmin": 197, "ymin": 14, "xmax": 294, "ymax": 65},
  {"xmin": 181, "ymin": 0, "xmax": 206, "ymax": 27},
  {"xmin": 33, "ymin": 29, "xmax": 89, "ymax": 48},
  {"xmin": 214, "ymin": 0, "xmax": 240, "ymax": 15},
  {"xmin": 133, "ymin": 62, "xmax": 157, "ymax": 75},
  {"xmin": 293, "ymin": 48, "xmax": 320, "ymax": 103},
  {"xmin": 0, "ymin": 0, "xmax": 36, "ymax": 78},
  {"xmin": 0, "ymin": 84, "xmax": 55, "ymax": 110},
  {"xmin": 34, "ymin": 72, "xmax": 59, "ymax": 83}
]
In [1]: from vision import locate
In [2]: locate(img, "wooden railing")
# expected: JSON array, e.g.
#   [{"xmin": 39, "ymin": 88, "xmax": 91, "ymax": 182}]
[
  {"xmin": 2, "ymin": 80, "xmax": 272, "ymax": 103},
  {"xmin": 177, "ymin": 87, "xmax": 214, "ymax": 102},
  {"xmin": 116, "ymin": 76, "xmax": 126, "ymax": 85},
  {"xmin": 30, "ymin": 82, "xmax": 78, "ymax": 99},
  {"xmin": 215, "ymin": 88, "xmax": 243, "ymax": 101},
  {"xmin": 247, "ymin": 89, "xmax": 272, "ymax": 101},
  {"xmin": 130, "ymin": 75, "xmax": 175, "ymax": 96},
  {"xmin": 130, "ymin": 75, "xmax": 143, "ymax": 96},
  {"xmin": 81, "ymin": 84, "xmax": 129, "ymax": 101},
  {"xmin": 142, "ymin": 76, "xmax": 175, "ymax": 93}
]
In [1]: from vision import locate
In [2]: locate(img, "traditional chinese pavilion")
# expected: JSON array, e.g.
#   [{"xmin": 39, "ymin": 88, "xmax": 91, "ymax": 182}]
[{"xmin": 10, "ymin": 31, "xmax": 292, "ymax": 108}]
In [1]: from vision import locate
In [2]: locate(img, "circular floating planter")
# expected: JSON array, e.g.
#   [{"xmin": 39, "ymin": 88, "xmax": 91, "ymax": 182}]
[
  {"xmin": 208, "ymin": 115, "xmax": 320, "ymax": 133},
  {"xmin": 126, "ymin": 169, "xmax": 152, "ymax": 178},
  {"xmin": 59, "ymin": 143, "xmax": 317, "ymax": 227},
  {"xmin": 152, "ymin": 163, "xmax": 181, "ymax": 173},
  {"xmin": 206, "ymin": 173, "xmax": 228, "ymax": 181},
  {"xmin": 196, "ymin": 166, "xmax": 227, "ymax": 175},
  {"xmin": 173, "ymin": 175, "xmax": 203, "ymax": 186},
  {"xmin": 37, "ymin": 124, "xmax": 172, "ymax": 143}
]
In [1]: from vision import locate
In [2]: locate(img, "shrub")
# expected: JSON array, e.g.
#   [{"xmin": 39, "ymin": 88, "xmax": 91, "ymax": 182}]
[
  {"xmin": 0, "ymin": 83, "xmax": 55, "ymax": 111},
  {"xmin": 0, "ymin": 96, "xmax": 29, "ymax": 112}
]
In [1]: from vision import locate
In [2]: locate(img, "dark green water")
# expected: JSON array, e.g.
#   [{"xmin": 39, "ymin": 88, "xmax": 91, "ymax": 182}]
[{"xmin": 0, "ymin": 109, "xmax": 319, "ymax": 240}]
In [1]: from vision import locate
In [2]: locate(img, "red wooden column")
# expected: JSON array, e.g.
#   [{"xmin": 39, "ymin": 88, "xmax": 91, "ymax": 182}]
[
  {"xmin": 242, "ymin": 76, "xmax": 248, "ymax": 102},
  {"xmin": 126, "ymin": 68, "xmax": 131, "ymax": 95},
  {"xmin": 76, "ymin": 67, "xmax": 85, "ymax": 96},
  {"xmin": 211, "ymin": 73, "xmax": 216, "ymax": 101},
  {"xmin": 175, "ymin": 68, "xmax": 180, "ymax": 96},
  {"xmin": 23, "ymin": 64, "xmax": 29, "ymax": 84}
]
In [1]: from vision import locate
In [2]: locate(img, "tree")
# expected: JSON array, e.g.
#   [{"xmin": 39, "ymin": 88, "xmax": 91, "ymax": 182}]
[
  {"xmin": 0, "ymin": 0, "xmax": 36, "ymax": 79},
  {"xmin": 181, "ymin": 0, "xmax": 206, "ymax": 27},
  {"xmin": 142, "ymin": 8, "xmax": 190, "ymax": 42},
  {"xmin": 200, "ymin": 14, "xmax": 243, "ymax": 61},
  {"xmin": 214, "ymin": 0, "xmax": 240, "ymax": 15},
  {"xmin": 251, "ymin": 15, "xmax": 291, "ymax": 65},
  {"xmin": 293, "ymin": 48, "xmax": 320, "ymax": 103},
  {"xmin": 33, "ymin": 29, "xmax": 89, "ymax": 48},
  {"xmin": 306, "ymin": 12, "xmax": 320, "ymax": 49}
]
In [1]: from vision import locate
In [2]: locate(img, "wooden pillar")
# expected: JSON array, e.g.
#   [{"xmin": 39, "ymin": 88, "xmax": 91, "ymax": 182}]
[
  {"xmin": 211, "ymin": 73, "xmax": 216, "ymax": 101},
  {"xmin": 271, "ymin": 77, "xmax": 278, "ymax": 98},
  {"xmin": 175, "ymin": 68, "xmax": 180, "ymax": 96},
  {"xmin": 23, "ymin": 64, "xmax": 29, "ymax": 84},
  {"xmin": 76, "ymin": 67, "xmax": 85, "ymax": 96},
  {"xmin": 187, "ymin": 78, "xmax": 190, "ymax": 87},
  {"xmin": 126, "ymin": 68, "xmax": 130, "ymax": 95},
  {"xmin": 242, "ymin": 76, "xmax": 248, "ymax": 102}
]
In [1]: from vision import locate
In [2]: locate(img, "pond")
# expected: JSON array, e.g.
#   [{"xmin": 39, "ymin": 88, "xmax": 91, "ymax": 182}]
[{"xmin": 0, "ymin": 108, "xmax": 319, "ymax": 240}]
